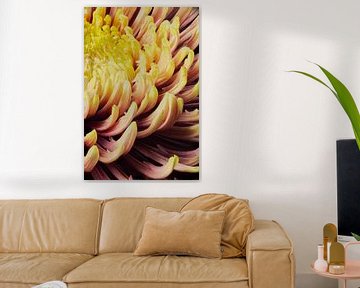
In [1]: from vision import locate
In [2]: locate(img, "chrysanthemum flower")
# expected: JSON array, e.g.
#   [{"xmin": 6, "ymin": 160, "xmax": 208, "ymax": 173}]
[{"xmin": 84, "ymin": 7, "xmax": 199, "ymax": 180}]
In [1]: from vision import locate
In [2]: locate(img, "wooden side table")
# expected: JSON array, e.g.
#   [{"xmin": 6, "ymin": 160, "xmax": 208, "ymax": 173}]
[{"xmin": 311, "ymin": 242, "xmax": 360, "ymax": 288}]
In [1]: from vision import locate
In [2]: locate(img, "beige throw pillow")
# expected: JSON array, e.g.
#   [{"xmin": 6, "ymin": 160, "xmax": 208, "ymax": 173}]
[
  {"xmin": 134, "ymin": 207, "xmax": 225, "ymax": 258},
  {"xmin": 181, "ymin": 194, "xmax": 255, "ymax": 258}
]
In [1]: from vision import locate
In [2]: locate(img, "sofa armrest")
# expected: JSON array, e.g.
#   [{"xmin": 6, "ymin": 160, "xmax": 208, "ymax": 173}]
[{"xmin": 246, "ymin": 220, "xmax": 295, "ymax": 288}]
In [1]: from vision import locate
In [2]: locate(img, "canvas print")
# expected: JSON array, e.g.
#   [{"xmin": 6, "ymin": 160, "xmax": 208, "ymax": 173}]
[{"xmin": 84, "ymin": 7, "xmax": 199, "ymax": 180}]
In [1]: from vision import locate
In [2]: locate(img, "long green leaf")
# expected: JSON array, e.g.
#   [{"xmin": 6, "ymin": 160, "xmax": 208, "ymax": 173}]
[
  {"xmin": 316, "ymin": 64, "xmax": 360, "ymax": 150},
  {"xmin": 351, "ymin": 232, "xmax": 360, "ymax": 241},
  {"xmin": 289, "ymin": 70, "xmax": 337, "ymax": 98},
  {"xmin": 289, "ymin": 64, "xmax": 360, "ymax": 150}
]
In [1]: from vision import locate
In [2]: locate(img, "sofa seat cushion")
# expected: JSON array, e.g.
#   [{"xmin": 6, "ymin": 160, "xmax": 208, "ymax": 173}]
[
  {"xmin": 64, "ymin": 253, "xmax": 248, "ymax": 284},
  {"xmin": 0, "ymin": 253, "xmax": 93, "ymax": 285}
]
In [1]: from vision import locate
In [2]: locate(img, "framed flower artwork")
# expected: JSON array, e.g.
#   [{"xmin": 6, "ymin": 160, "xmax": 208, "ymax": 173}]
[{"xmin": 84, "ymin": 7, "xmax": 199, "ymax": 180}]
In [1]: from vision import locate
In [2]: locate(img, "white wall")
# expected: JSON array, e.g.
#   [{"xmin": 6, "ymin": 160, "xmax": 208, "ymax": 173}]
[{"xmin": 1, "ymin": 0, "xmax": 359, "ymax": 287}]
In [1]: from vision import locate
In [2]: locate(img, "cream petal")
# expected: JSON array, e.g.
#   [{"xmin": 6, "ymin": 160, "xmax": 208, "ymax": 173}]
[
  {"xmin": 99, "ymin": 102, "xmax": 138, "ymax": 137},
  {"xmin": 98, "ymin": 122, "xmax": 137, "ymax": 164},
  {"xmin": 84, "ymin": 129, "xmax": 98, "ymax": 148},
  {"xmin": 177, "ymin": 82, "xmax": 199, "ymax": 103},
  {"xmin": 84, "ymin": 145, "xmax": 99, "ymax": 172},
  {"xmin": 89, "ymin": 105, "xmax": 119, "ymax": 131}
]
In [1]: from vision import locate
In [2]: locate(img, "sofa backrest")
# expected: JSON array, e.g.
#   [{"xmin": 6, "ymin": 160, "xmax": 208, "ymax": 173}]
[
  {"xmin": 0, "ymin": 199, "xmax": 102, "ymax": 254},
  {"xmin": 99, "ymin": 197, "xmax": 190, "ymax": 253}
]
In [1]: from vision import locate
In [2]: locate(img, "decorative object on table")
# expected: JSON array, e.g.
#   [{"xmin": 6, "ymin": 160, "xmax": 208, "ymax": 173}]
[
  {"xmin": 32, "ymin": 281, "xmax": 67, "ymax": 288},
  {"xmin": 323, "ymin": 223, "xmax": 337, "ymax": 262},
  {"xmin": 314, "ymin": 244, "xmax": 328, "ymax": 272},
  {"xmin": 83, "ymin": 7, "xmax": 200, "ymax": 180},
  {"xmin": 312, "ymin": 235, "xmax": 360, "ymax": 288},
  {"xmin": 328, "ymin": 264, "xmax": 345, "ymax": 275},
  {"xmin": 329, "ymin": 242, "xmax": 345, "ymax": 275},
  {"xmin": 289, "ymin": 63, "xmax": 360, "ymax": 150}
]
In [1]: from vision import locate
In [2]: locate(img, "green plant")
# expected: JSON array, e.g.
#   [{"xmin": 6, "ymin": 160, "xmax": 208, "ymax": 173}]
[
  {"xmin": 290, "ymin": 63, "xmax": 360, "ymax": 241},
  {"xmin": 289, "ymin": 63, "xmax": 360, "ymax": 151},
  {"xmin": 352, "ymin": 232, "xmax": 360, "ymax": 241}
]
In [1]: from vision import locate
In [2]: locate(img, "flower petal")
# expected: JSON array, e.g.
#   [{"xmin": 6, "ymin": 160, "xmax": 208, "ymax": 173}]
[
  {"xmin": 98, "ymin": 122, "xmax": 137, "ymax": 164},
  {"xmin": 132, "ymin": 74, "xmax": 147, "ymax": 105},
  {"xmin": 157, "ymin": 145, "xmax": 199, "ymax": 166},
  {"xmin": 173, "ymin": 47, "xmax": 194, "ymax": 70},
  {"xmin": 136, "ymin": 85, "xmax": 158, "ymax": 116},
  {"xmin": 165, "ymin": 7, "xmax": 179, "ymax": 21},
  {"xmin": 107, "ymin": 163, "xmax": 131, "ymax": 180},
  {"xmin": 187, "ymin": 55, "xmax": 199, "ymax": 83},
  {"xmin": 123, "ymin": 7, "xmax": 138, "ymax": 22},
  {"xmin": 84, "ymin": 129, "xmax": 98, "ymax": 148},
  {"xmin": 137, "ymin": 93, "xmax": 182, "ymax": 138},
  {"xmin": 97, "ymin": 81, "xmax": 122, "ymax": 118},
  {"xmin": 176, "ymin": 8, "xmax": 199, "ymax": 30},
  {"xmin": 160, "ymin": 66, "xmax": 188, "ymax": 95},
  {"xmin": 135, "ymin": 144, "xmax": 199, "ymax": 173},
  {"xmin": 175, "ymin": 163, "xmax": 199, "ymax": 173},
  {"xmin": 169, "ymin": 17, "xmax": 180, "ymax": 53},
  {"xmin": 84, "ymin": 92, "xmax": 99, "ymax": 119},
  {"xmin": 84, "ymin": 7, "xmax": 93, "ymax": 22},
  {"xmin": 177, "ymin": 82, "xmax": 199, "ymax": 103},
  {"xmin": 98, "ymin": 78, "xmax": 113, "ymax": 108},
  {"xmin": 137, "ymin": 16, "xmax": 157, "ymax": 45},
  {"xmin": 179, "ymin": 16, "xmax": 199, "ymax": 50},
  {"xmin": 132, "ymin": 7, "xmax": 152, "ymax": 37},
  {"xmin": 176, "ymin": 109, "xmax": 199, "ymax": 123},
  {"xmin": 91, "ymin": 165, "xmax": 110, "ymax": 180},
  {"xmin": 112, "ymin": 8, "xmax": 129, "ymax": 33},
  {"xmin": 99, "ymin": 102, "xmax": 138, "ymax": 137},
  {"xmin": 89, "ymin": 105, "xmax": 119, "ymax": 131},
  {"xmin": 118, "ymin": 80, "xmax": 132, "ymax": 115},
  {"xmin": 159, "ymin": 124, "xmax": 199, "ymax": 141},
  {"xmin": 155, "ymin": 39, "xmax": 175, "ymax": 86},
  {"xmin": 84, "ymin": 145, "xmax": 99, "ymax": 172},
  {"xmin": 151, "ymin": 7, "xmax": 168, "ymax": 28},
  {"xmin": 125, "ymin": 154, "xmax": 179, "ymax": 179}
]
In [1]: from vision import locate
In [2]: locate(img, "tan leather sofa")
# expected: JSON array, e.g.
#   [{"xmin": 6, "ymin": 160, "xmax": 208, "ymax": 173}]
[{"xmin": 0, "ymin": 198, "xmax": 295, "ymax": 288}]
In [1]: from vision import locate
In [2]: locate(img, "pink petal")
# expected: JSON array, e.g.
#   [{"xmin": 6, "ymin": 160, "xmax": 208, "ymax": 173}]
[
  {"xmin": 88, "ymin": 105, "xmax": 119, "ymax": 131},
  {"xmin": 99, "ymin": 102, "xmax": 138, "ymax": 137},
  {"xmin": 125, "ymin": 153, "xmax": 179, "ymax": 179},
  {"xmin": 98, "ymin": 122, "xmax": 137, "ymax": 164}
]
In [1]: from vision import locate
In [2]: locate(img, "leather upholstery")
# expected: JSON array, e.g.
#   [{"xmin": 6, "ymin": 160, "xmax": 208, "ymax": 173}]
[
  {"xmin": 63, "ymin": 253, "xmax": 248, "ymax": 284},
  {"xmin": 0, "ymin": 284, "xmax": 33, "ymax": 288},
  {"xmin": 0, "ymin": 198, "xmax": 295, "ymax": 288},
  {"xmin": 0, "ymin": 253, "xmax": 93, "ymax": 285},
  {"xmin": 246, "ymin": 220, "xmax": 295, "ymax": 288},
  {"xmin": 67, "ymin": 283, "xmax": 249, "ymax": 288},
  {"xmin": 0, "ymin": 199, "xmax": 102, "ymax": 254},
  {"xmin": 134, "ymin": 207, "xmax": 225, "ymax": 258},
  {"xmin": 181, "ymin": 194, "xmax": 255, "ymax": 257},
  {"xmin": 99, "ymin": 198, "xmax": 190, "ymax": 253}
]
